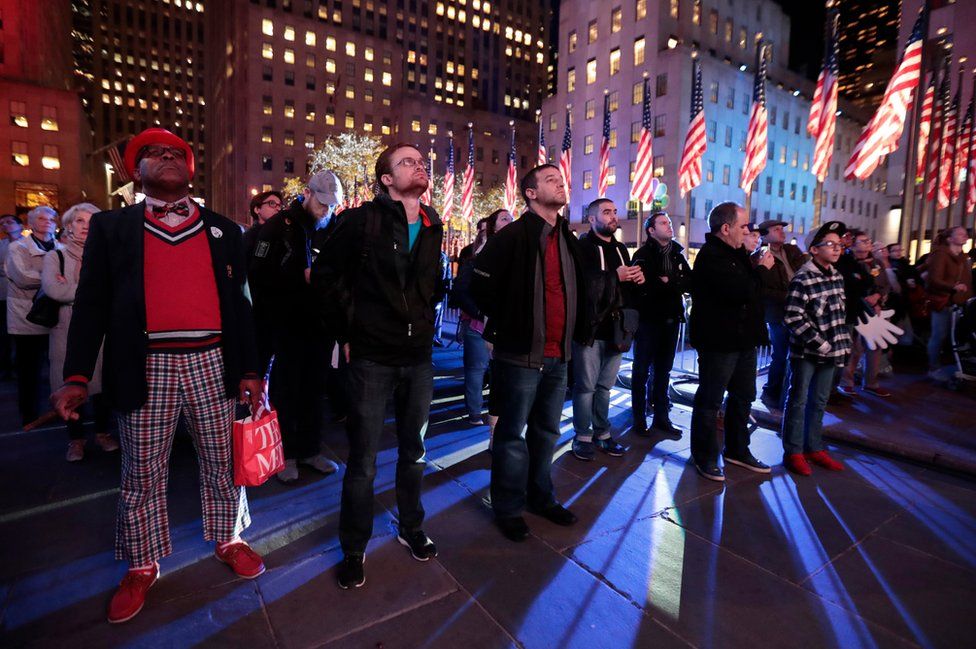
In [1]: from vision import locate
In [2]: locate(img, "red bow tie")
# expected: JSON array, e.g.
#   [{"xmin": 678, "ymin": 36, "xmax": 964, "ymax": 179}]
[{"xmin": 151, "ymin": 202, "xmax": 190, "ymax": 217}]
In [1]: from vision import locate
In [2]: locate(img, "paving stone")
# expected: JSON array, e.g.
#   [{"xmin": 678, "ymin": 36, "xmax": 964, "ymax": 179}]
[
  {"xmin": 802, "ymin": 534, "xmax": 976, "ymax": 649},
  {"xmin": 570, "ymin": 516, "xmax": 915, "ymax": 649},
  {"xmin": 327, "ymin": 591, "xmax": 517, "ymax": 649}
]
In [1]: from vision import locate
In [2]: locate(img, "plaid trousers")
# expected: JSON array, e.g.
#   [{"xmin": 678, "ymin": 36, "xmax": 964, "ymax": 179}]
[{"xmin": 116, "ymin": 348, "xmax": 251, "ymax": 565}]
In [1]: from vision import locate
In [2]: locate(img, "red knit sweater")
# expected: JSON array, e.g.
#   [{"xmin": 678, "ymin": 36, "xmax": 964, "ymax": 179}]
[{"xmin": 143, "ymin": 207, "xmax": 222, "ymax": 350}]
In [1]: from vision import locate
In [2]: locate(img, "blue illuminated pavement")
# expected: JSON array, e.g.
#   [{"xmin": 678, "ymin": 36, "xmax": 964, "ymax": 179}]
[{"xmin": 1, "ymin": 343, "xmax": 975, "ymax": 649}]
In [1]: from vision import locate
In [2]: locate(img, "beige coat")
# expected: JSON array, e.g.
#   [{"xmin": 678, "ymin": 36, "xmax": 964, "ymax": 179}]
[
  {"xmin": 4, "ymin": 236, "xmax": 61, "ymax": 335},
  {"xmin": 41, "ymin": 243, "xmax": 103, "ymax": 394}
]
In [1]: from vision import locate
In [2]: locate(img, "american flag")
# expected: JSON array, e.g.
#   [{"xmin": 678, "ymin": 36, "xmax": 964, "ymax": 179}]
[
  {"xmin": 420, "ymin": 141, "xmax": 433, "ymax": 206},
  {"xmin": 559, "ymin": 110, "xmax": 573, "ymax": 204},
  {"xmin": 915, "ymin": 74, "xmax": 935, "ymax": 183},
  {"xmin": 844, "ymin": 10, "xmax": 925, "ymax": 180},
  {"xmin": 504, "ymin": 123, "xmax": 518, "ymax": 213},
  {"xmin": 926, "ymin": 65, "xmax": 950, "ymax": 204},
  {"xmin": 952, "ymin": 86, "xmax": 973, "ymax": 203},
  {"xmin": 598, "ymin": 93, "xmax": 612, "ymax": 197},
  {"xmin": 537, "ymin": 114, "xmax": 547, "ymax": 166},
  {"xmin": 633, "ymin": 77, "xmax": 655, "ymax": 203},
  {"xmin": 443, "ymin": 133, "xmax": 455, "ymax": 221},
  {"xmin": 461, "ymin": 126, "xmax": 475, "ymax": 225},
  {"xmin": 968, "ymin": 116, "xmax": 976, "ymax": 214},
  {"xmin": 740, "ymin": 41, "xmax": 769, "ymax": 192},
  {"xmin": 938, "ymin": 83, "xmax": 960, "ymax": 209},
  {"xmin": 808, "ymin": 8, "xmax": 839, "ymax": 184},
  {"xmin": 678, "ymin": 58, "xmax": 707, "ymax": 198},
  {"xmin": 106, "ymin": 143, "xmax": 131, "ymax": 183}
]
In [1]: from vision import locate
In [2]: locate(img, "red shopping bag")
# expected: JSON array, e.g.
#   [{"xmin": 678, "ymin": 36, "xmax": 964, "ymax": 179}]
[{"xmin": 232, "ymin": 406, "xmax": 285, "ymax": 487}]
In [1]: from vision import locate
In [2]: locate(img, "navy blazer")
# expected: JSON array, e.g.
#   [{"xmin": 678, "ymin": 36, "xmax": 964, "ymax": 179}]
[{"xmin": 63, "ymin": 202, "xmax": 258, "ymax": 412}]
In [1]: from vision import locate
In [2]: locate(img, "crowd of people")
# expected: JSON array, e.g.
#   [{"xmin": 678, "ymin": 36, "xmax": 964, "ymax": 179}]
[{"xmin": 0, "ymin": 126, "xmax": 972, "ymax": 624}]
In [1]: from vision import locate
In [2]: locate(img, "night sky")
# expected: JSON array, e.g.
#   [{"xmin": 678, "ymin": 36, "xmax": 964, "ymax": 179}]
[{"xmin": 775, "ymin": 0, "xmax": 828, "ymax": 81}]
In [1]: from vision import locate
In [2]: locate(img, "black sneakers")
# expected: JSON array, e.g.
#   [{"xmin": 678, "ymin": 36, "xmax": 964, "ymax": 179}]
[
  {"xmin": 723, "ymin": 453, "xmax": 771, "ymax": 474},
  {"xmin": 528, "ymin": 503, "xmax": 578, "ymax": 526},
  {"xmin": 337, "ymin": 554, "xmax": 366, "ymax": 589},
  {"xmin": 694, "ymin": 461, "xmax": 726, "ymax": 482},
  {"xmin": 495, "ymin": 515, "xmax": 530, "ymax": 542},
  {"xmin": 594, "ymin": 436, "xmax": 626, "ymax": 456},
  {"xmin": 397, "ymin": 527, "xmax": 438, "ymax": 561}
]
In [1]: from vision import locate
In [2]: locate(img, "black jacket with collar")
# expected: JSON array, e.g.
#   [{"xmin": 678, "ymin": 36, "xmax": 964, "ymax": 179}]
[
  {"xmin": 632, "ymin": 238, "xmax": 693, "ymax": 323},
  {"xmin": 470, "ymin": 210, "xmax": 590, "ymax": 361},
  {"xmin": 576, "ymin": 230, "xmax": 633, "ymax": 344},
  {"xmin": 689, "ymin": 233, "xmax": 768, "ymax": 352},
  {"xmin": 753, "ymin": 242, "xmax": 807, "ymax": 322},
  {"xmin": 310, "ymin": 193, "xmax": 444, "ymax": 366},
  {"xmin": 63, "ymin": 201, "xmax": 259, "ymax": 412}
]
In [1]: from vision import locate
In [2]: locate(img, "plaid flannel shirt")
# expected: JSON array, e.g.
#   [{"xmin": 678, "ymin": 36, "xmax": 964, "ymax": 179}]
[{"xmin": 783, "ymin": 260, "xmax": 852, "ymax": 366}]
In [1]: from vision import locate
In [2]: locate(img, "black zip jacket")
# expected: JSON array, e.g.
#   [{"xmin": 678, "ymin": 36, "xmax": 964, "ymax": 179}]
[
  {"xmin": 470, "ymin": 211, "xmax": 590, "ymax": 365},
  {"xmin": 576, "ymin": 231, "xmax": 633, "ymax": 344},
  {"xmin": 310, "ymin": 193, "xmax": 444, "ymax": 366},
  {"xmin": 632, "ymin": 238, "xmax": 692, "ymax": 323},
  {"xmin": 689, "ymin": 233, "xmax": 768, "ymax": 352}
]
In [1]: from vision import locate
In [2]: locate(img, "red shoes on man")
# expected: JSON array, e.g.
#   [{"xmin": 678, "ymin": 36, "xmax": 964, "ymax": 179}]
[
  {"xmin": 784, "ymin": 450, "xmax": 845, "ymax": 476},
  {"xmin": 107, "ymin": 541, "xmax": 265, "ymax": 623}
]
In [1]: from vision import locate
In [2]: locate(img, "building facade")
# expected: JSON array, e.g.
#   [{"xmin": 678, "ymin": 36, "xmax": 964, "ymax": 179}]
[
  {"xmin": 542, "ymin": 0, "xmax": 891, "ymax": 250},
  {"xmin": 71, "ymin": 0, "xmax": 208, "ymax": 206},
  {"xmin": 207, "ymin": 0, "xmax": 553, "ymax": 222},
  {"xmin": 837, "ymin": 0, "xmax": 901, "ymax": 112},
  {"xmin": 1, "ymin": 0, "xmax": 87, "ymax": 214}
]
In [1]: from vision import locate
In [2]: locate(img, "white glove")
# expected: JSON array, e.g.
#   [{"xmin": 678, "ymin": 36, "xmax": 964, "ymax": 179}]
[
  {"xmin": 816, "ymin": 340, "xmax": 832, "ymax": 355},
  {"xmin": 854, "ymin": 309, "xmax": 903, "ymax": 351}
]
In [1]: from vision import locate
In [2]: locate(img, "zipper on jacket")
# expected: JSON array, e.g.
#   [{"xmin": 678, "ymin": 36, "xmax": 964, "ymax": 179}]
[{"xmin": 408, "ymin": 322, "xmax": 412, "ymax": 337}]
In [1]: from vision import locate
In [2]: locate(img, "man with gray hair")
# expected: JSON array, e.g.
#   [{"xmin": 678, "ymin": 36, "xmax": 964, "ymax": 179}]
[
  {"xmin": 689, "ymin": 201, "xmax": 773, "ymax": 481},
  {"xmin": 5, "ymin": 206, "xmax": 60, "ymax": 424},
  {"xmin": 248, "ymin": 170, "xmax": 344, "ymax": 483}
]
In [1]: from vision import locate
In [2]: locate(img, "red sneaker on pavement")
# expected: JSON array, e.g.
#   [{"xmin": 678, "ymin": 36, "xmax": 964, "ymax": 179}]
[
  {"xmin": 862, "ymin": 386, "xmax": 891, "ymax": 398},
  {"xmin": 215, "ymin": 541, "xmax": 266, "ymax": 579},
  {"xmin": 805, "ymin": 450, "xmax": 845, "ymax": 471},
  {"xmin": 107, "ymin": 563, "xmax": 159, "ymax": 624},
  {"xmin": 784, "ymin": 453, "xmax": 812, "ymax": 476}
]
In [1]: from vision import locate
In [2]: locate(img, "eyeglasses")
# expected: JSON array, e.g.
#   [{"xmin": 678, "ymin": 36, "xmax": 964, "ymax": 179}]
[
  {"xmin": 393, "ymin": 157, "xmax": 426, "ymax": 169},
  {"xmin": 260, "ymin": 200, "xmax": 282, "ymax": 209},
  {"xmin": 139, "ymin": 145, "xmax": 187, "ymax": 160},
  {"xmin": 814, "ymin": 242, "xmax": 842, "ymax": 250}
]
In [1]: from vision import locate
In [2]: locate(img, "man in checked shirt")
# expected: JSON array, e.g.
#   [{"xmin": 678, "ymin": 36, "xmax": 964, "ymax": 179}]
[{"xmin": 781, "ymin": 221, "xmax": 853, "ymax": 476}]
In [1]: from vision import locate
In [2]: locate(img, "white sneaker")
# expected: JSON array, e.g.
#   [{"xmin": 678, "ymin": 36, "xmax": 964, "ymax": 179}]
[
  {"xmin": 66, "ymin": 439, "xmax": 85, "ymax": 462},
  {"xmin": 277, "ymin": 459, "xmax": 299, "ymax": 483},
  {"xmin": 300, "ymin": 454, "xmax": 338, "ymax": 475}
]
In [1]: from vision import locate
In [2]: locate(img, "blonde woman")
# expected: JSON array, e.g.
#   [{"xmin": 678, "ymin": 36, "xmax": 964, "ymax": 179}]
[{"xmin": 42, "ymin": 203, "xmax": 117, "ymax": 461}]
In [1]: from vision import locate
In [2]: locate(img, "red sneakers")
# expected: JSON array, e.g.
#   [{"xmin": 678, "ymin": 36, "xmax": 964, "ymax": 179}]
[
  {"xmin": 107, "ymin": 563, "xmax": 159, "ymax": 624},
  {"xmin": 784, "ymin": 453, "xmax": 812, "ymax": 476},
  {"xmin": 806, "ymin": 450, "xmax": 845, "ymax": 471},
  {"xmin": 215, "ymin": 541, "xmax": 266, "ymax": 579}
]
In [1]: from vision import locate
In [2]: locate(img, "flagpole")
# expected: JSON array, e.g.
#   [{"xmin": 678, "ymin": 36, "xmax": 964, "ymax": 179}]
[
  {"xmin": 919, "ymin": 52, "xmax": 949, "ymax": 256},
  {"xmin": 636, "ymin": 201, "xmax": 644, "ymax": 249},
  {"xmin": 683, "ymin": 191, "xmax": 692, "ymax": 249},
  {"xmin": 960, "ymin": 70, "xmax": 976, "ymax": 228},
  {"xmin": 898, "ymin": 4, "xmax": 930, "ymax": 254},
  {"xmin": 812, "ymin": 2, "xmax": 837, "ymax": 229}
]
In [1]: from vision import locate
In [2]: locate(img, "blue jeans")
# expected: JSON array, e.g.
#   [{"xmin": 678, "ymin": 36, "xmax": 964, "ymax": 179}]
[
  {"xmin": 490, "ymin": 358, "xmax": 567, "ymax": 518},
  {"xmin": 339, "ymin": 358, "xmax": 433, "ymax": 555},
  {"xmin": 690, "ymin": 349, "xmax": 757, "ymax": 465},
  {"xmin": 571, "ymin": 340, "xmax": 622, "ymax": 442},
  {"xmin": 781, "ymin": 358, "xmax": 837, "ymax": 455},
  {"xmin": 927, "ymin": 308, "xmax": 953, "ymax": 369},
  {"xmin": 762, "ymin": 321, "xmax": 790, "ymax": 406},
  {"xmin": 631, "ymin": 319, "xmax": 680, "ymax": 424},
  {"xmin": 461, "ymin": 320, "xmax": 489, "ymax": 418}
]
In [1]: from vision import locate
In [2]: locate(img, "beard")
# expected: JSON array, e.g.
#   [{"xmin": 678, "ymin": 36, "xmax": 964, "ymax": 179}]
[{"xmin": 595, "ymin": 221, "xmax": 617, "ymax": 237}]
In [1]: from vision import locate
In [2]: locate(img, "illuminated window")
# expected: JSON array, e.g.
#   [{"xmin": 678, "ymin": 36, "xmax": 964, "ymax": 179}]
[
  {"xmin": 739, "ymin": 27, "xmax": 747, "ymax": 49},
  {"xmin": 346, "ymin": 42, "xmax": 356, "ymax": 56},
  {"xmin": 326, "ymin": 58, "xmax": 336, "ymax": 73},
  {"xmin": 705, "ymin": 160, "xmax": 714, "ymax": 182},
  {"xmin": 568, "ymin": 30, "xmax": 577, "ymax": 53},
  {"xmin": 653, "ymin": 155, "xmax": 664, "ymax": 177},
  {"xmin": 284, "ymin": 100, "xmax": 295, "ymax": 118},
  {"xmin": 708, "ymin": 9, "xmax": 718, "ymax": 34},
  {"xmin": 10, "ymin": 101, "xmax": 28, "ymax": 128},
  {"xmin": 669, "ymin": 0, "xmax": 679, "ymax": 19},
  {"xmin": 365, "ymin": 47, "xmax": 374, "ymax": 61},
  {"xmin": 632, "ymin": 82, "xmax": 643, "ymax": 105},
  {"xmin": 583, "ymin": 170, "xmax": 593, "ymax": 190},
  {"xmin": 326, "ymin": 107, "xmax": 335, "ymax": 125},
  {"xmin": 345, "ymin": 111, "xmax": 355, "ymax": 129},
  {"xmin": 306, "ymin": 104, "xmax": 316, "ymax": 121},
  {"xmin": 411, "ymin": 118, "xmax": 421, "ymax": 132},
  {"xmin": 722, "ymin": 165, "xmax": 731, "ymax": 185},
  {"xmin": 261, "ymin": 127, "xmax": 272, "ymax": 143},
  {"xmin": 306, "ymin": 31, "xmax": 316, "ymax": 46},
  {"xmin": 262, "ymin": 96, "xmax": 273, "ymax": 115},
  {"xmin": 262, "ymin": 19, "xmax": 273, "ymax": 36},
  {"xmin": 631, "ymin": 121, "xmax": 641, "ymax": 143},
  {"xmin": 345, "ymin": 86, "xmax": 355, "ymax": 99},
  {"xmin": 611, "ymin": 7, "xmax": 622, "ymax": 33},
  {"xmin": 587, "ymin": 19, "xmax": 597, "ymax": 44},
  {"xmin": 284, "ymin": 26, "xmax": 295, "ymax": 41},
  {"xmin": 724, "ymin": 18, "xmax": 733, "ymax": 42},
  {"xmin": 12, "ymin": 141, "xmax": 29, "ymax": 166},
  {"xmin": 262, "ymin": 43, "xmax": 273, "ymax": 60},
  {"xmin": 284, "ymin": 49, "xmax": 295, "ymax": 64},
  {"xmin": 584, "ymin": 135, "xmax": 594, "ymax": 155},
  {"xmin": 362, "ymin": 67, "xmax": 373, "ymax": 82},
  {"xmin": 307, "ymin": 54, "xmax": 315, "ymax": 68},
  {"xmin": 567, "ymin": 67, "xmax": 576, "ymax": 92},
  {"xmin": 634, "ymin": 37, "xmax": 645, "ymax": 66},
  {"xmin": 382, "ymin": 71, "xmax": 392, "ymax": 86},
  {"xmin": 654, "ymin": 114, "xmax": 666, "ymax": 137},
  {"xmin": 585, "ymin": 99, "xmax": 595, "ymax": 120},
  {"xmin": 305, "ymin": 134, "xmax": 315, "ymax": 149},
  {"xmin": 608, "ymin": 129, "xmax": 617, "ymax": 148},
  {"xmin": 586, "ymin": 58, "xmax": 596, "ymax": 84},
  {"xmin": 609, "ymin": 48, "xmax": 620, "ymax": 76},
  {"xmin": 709, "ymin": 81, "xmax": 719, "ymax": 103},
  {"xmin": 326, "ymin": 36, "xmax": 337, "ymax": 51},
  {"xmin": 636, "ymin": 0, "xmax": 646, "ymax": 20}
]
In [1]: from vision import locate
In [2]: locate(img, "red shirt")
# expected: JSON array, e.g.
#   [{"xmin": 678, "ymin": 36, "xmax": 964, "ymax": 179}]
[{"xmin": 543, "ymin": 226, "xmax": 566, "ymax": 358}]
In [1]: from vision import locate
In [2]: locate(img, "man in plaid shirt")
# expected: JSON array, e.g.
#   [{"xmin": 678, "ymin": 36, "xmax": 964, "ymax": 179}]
[{"xmin": 781, "ymin": 221, "xmax": 853, "ymax": 476}]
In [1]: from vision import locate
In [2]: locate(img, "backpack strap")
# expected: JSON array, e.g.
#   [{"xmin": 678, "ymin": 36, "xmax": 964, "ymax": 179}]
[{"xmin": 56, "ymin": 249, "xmax": 65, "ymax": 274}]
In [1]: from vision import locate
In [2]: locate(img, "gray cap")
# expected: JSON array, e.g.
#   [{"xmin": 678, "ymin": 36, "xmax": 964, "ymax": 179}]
[
  {"xmin": 805, "ymin": 220, "xmax": 847, "ymax": 251},
  {"xmin": 307, "ymin": 170, "xmax": 343, "ymax": 207}
]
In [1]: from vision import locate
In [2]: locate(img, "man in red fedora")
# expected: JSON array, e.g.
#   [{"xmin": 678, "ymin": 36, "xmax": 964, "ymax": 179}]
[{"xmin": 51, "ymin": 128, "xmax": 267, "ymax": 624}]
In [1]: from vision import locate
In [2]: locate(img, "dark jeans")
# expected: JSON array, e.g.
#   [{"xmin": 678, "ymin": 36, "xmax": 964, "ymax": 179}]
[
  {"xmin": 762, "ymin": 321, "xmax": 789, "ymax": 405},
  {"xmin": 66, "ymin": 393, "xmax": 113, "ymax": 440},
  {"xmin": 339, "ymin": 358, "xmax": 433, "ymax": 555},
  {"xmin": 0, "ymin": 302, "xmax": 11, "ymax": 375},
  {"xmin": 461, "ymin": 320, "xmax": 489, "ymax": 418},
  {"xmin": 13, "ymin": 334, "xmax": 48, "ymax": 425},
  {"xmin": 269, "ymin": 336, "xmax": 327, "ymax": 460},
  {"xmin": 690, "ymin": 348, "xmax": 757, "ymax": 465},
  {"xmin": 781, "ymin": 358, "xmax": 836, "ymax": 455},
  {"xmin": 631, "ymin": 319, "xmax": 679, "ymax": 425},
  {"xmin": 490, "ymin": 358, "xmax": 567, "ymax": 518}
]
